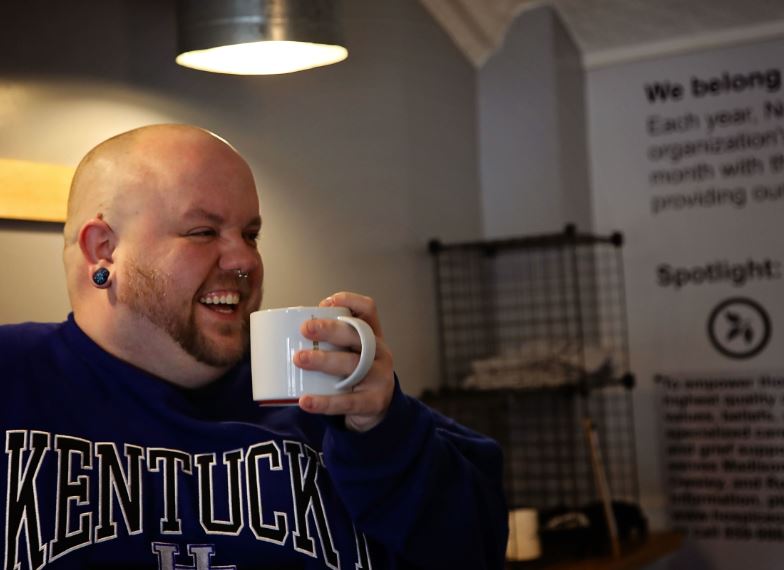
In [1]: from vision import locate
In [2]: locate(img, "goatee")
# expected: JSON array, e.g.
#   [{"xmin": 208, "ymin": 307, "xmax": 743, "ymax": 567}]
[{"xmin": 119, "ymin": 259, "xmax": 251, "ymax": 367}]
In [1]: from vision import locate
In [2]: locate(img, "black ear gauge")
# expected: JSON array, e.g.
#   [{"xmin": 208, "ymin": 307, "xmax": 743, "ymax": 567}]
[{"xmin": 92, "ymin": 267, "xmax": 111, "ymax": 288}]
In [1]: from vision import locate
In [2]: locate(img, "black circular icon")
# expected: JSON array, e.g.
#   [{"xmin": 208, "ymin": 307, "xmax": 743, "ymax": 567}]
[{"xmin": 707, "ymin": 297, "xmax": 771, "ymax": 359}]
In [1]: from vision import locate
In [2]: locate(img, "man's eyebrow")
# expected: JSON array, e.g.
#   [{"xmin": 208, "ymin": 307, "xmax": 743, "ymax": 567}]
[
  {"xmin": 183, "ymin": 207, "xmax": 261, "ymax": 227},
  {"xmin": 183, "ymin": 207, "xmax": 224, "ymax": 225}
]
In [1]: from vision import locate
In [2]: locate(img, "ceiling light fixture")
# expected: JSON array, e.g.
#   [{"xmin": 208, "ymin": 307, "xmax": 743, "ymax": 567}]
[{"xmin": 176, "ymin": 0, "xmax": 348, "ymax": 75}]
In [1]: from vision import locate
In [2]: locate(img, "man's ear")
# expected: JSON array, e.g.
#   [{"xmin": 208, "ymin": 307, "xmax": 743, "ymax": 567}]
[{"xmin": 78, "ymin": 218, "xmax": 116, "ymax": 265}]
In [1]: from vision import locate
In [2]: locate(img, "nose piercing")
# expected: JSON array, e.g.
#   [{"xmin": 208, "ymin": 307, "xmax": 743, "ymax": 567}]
[{"xmin": 236, "ymin": 269, "xmax": 249, "ymax": 280}]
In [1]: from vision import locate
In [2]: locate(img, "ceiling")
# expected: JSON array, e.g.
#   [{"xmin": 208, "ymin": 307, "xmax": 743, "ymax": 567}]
[{"xmin": 418, "ymin": 0, "xmax": 784, "ymax": 68}]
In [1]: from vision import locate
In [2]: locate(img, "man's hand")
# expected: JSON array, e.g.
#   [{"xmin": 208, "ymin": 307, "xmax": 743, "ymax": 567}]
[{"xmin": 293, "ymin": 292, "xmax": 395, "ymax": 432}]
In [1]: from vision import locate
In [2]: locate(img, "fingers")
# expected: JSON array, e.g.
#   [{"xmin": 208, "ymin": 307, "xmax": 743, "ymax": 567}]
[
  {"xmin": 320, "ymin": 291, "xmax": 383, "ymax": 337},
  {"xmin": 299, "ymin": 389, "xmax": 389, "ymax": 419},
  {"xmin": 294, "ymin": 336, "xmax": 390, "ymax": 377},
  {"xmin": 293, "ymin": 346, "xmax": 360, "ymax": 377},
  {"xmin": 298, "ymin": 365, "xmax": 394, "ymax": 433},
  {"xmin": 300, "ymin": 317, "xmax": 362, "ymax": 352},
  {"xmin": 295, "ymin": 335, "xmax": 395, "ymax": 432}
]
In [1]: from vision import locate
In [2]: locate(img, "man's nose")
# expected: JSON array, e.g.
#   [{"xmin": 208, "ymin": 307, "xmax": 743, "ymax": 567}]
[{"xmin": 218, "ymin": 234, "xmax": 261, "ymax": 274}]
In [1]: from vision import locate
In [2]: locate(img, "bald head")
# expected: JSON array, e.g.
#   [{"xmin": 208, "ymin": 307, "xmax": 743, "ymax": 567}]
[
  {"xmin": 63, "ymin": 125, "xmax": 250, "ymax": 285},
  {"xmin": 64, "ymin": 124, "xmax": 236, "ymax": 249}
]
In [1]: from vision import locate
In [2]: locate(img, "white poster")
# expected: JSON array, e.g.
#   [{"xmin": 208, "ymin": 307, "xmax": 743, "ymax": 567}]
[{"xmin": 587, "ymin": 36, "xmax": 784, "ymax": 569}]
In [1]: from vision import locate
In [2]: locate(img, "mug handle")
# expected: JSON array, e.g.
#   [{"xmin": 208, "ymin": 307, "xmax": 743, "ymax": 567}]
[{"xmin": 333, "ymin": 315, "xmax": 377, "ymax": 391}]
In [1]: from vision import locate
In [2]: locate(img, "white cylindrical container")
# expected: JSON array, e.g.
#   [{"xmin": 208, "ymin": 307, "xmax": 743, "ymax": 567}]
[{"xmin": 506, "ymin": 508, "xmax": 541, "ymax": 561}]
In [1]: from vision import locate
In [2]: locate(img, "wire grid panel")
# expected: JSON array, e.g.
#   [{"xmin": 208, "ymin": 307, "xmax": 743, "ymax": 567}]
[
  {"xmin": 427, "ymin": 228, "xmax": 637, "ymax": 510},
  {"xmin": 431, "ymin": 231, "xmax": 630, "ymax": 391},
  {"xmin": 422, "ymin": 387, "xmax": 637, "ymax": 510}
]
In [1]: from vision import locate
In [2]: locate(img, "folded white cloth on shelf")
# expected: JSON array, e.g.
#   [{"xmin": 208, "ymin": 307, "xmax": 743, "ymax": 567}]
[{"xmin": 462, "ymin": 340, "xmax": 613, "ymax": 390}]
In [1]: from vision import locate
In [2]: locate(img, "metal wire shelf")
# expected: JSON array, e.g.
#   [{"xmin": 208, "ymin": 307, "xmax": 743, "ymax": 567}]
[{"xmin": 423, "ymin": 225, "xmax": 638, "ymax": 510}]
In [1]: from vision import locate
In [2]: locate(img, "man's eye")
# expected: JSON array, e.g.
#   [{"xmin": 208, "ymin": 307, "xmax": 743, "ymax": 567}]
[
  {"xmin": 245, "ymin": 231, "xmax": 260, "ymax": 242},
  {"xmin": 188, "ymin": 229, "xmax": 216, "ymax": 238}
]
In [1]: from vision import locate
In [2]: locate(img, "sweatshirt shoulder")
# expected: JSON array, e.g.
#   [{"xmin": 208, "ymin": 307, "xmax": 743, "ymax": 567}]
[{"xmin": 0, "ymin": 321, "xmax": 63, "ymax": 358}]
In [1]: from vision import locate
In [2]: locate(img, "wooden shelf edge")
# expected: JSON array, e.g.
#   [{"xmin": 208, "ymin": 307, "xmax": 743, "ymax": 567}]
[{"xmin": 508, "ymin": 531, "xmax": 684, "ymax": 570}]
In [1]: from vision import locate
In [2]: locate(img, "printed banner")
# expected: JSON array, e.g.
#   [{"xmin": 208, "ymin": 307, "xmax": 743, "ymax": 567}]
[{"xmin": 587, "ymin": 36, "xmax": 784, "ymax": 569}]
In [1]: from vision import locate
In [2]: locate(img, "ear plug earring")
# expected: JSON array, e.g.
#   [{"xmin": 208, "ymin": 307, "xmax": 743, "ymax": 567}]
[{"xmin": 92, "ymin": 267, "xmax": 111, "ymax": 288}]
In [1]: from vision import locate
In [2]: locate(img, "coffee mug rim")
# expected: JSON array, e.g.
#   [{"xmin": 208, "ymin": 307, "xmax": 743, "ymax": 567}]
[{"xmin": 252, "ymin": 305, "xmax": 348, "ymax": 316}]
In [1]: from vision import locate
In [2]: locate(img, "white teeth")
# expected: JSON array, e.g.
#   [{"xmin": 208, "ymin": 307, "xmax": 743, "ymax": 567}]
[{"xmin": 199, "ymin": 293, "xmax": 240, "ymax": 305}]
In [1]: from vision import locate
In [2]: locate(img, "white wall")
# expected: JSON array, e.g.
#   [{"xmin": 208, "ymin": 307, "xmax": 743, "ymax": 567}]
[
  {"xmin": 478, "ymin": 6, "xmax": 591, "ymax": 239},
  {"xmin": 0, "ymin": 0, "xmax": 481, "ymax": 396}
]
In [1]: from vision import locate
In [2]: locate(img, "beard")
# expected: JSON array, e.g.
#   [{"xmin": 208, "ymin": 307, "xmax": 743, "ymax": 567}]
[{"xmin": 118, "ymin": 258, "xmax": 252, "ymax": 368}]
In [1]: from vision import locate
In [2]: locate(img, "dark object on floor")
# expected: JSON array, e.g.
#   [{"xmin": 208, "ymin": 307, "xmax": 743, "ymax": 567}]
[{"xmin": 538, "ymin": 501, "xmax": 648, "ymax": 559}]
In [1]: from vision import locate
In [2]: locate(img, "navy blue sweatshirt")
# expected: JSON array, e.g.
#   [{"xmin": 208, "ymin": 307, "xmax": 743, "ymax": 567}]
[{"xmin": 1, "ymin": 316, "xmax": 508, "ymax": 569}]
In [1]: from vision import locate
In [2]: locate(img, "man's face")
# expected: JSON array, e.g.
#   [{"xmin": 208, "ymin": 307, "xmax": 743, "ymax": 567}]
[{"xmin": 114, "ymin": 137, "xmax": 263, "ymax": 369}]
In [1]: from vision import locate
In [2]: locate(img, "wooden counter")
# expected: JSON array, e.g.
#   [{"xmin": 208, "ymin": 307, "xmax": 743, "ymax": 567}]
[{"xmin": 507, "ymin": 531, "xmax": 684, "ymax": 570}]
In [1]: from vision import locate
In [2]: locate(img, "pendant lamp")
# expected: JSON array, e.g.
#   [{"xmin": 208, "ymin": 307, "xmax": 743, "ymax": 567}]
[{"xmin": 176, "ymin": 0, "xmax": 348, "ymax": 75}]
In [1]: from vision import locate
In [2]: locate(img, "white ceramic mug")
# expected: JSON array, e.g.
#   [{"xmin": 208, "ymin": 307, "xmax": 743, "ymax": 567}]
[{"xmin": 250, "ymin": 306, "xmax": 376, "ymax": 405}]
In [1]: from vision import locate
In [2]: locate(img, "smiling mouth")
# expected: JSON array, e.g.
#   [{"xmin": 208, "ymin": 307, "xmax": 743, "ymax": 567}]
[{"xmin": 199, "ymin": 293, "xmax": 241, "ymax": 314}]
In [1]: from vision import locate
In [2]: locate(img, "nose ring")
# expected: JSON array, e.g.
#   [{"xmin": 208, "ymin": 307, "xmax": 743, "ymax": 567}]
[{"xmin": 236, "ymin": 269, "xmax": 249, "ymax": 280}]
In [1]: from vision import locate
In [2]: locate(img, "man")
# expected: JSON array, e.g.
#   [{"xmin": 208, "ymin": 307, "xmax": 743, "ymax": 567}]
[{"xmin": 1, "ymin": 125, "xmax": 507, "ymax": 569}]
